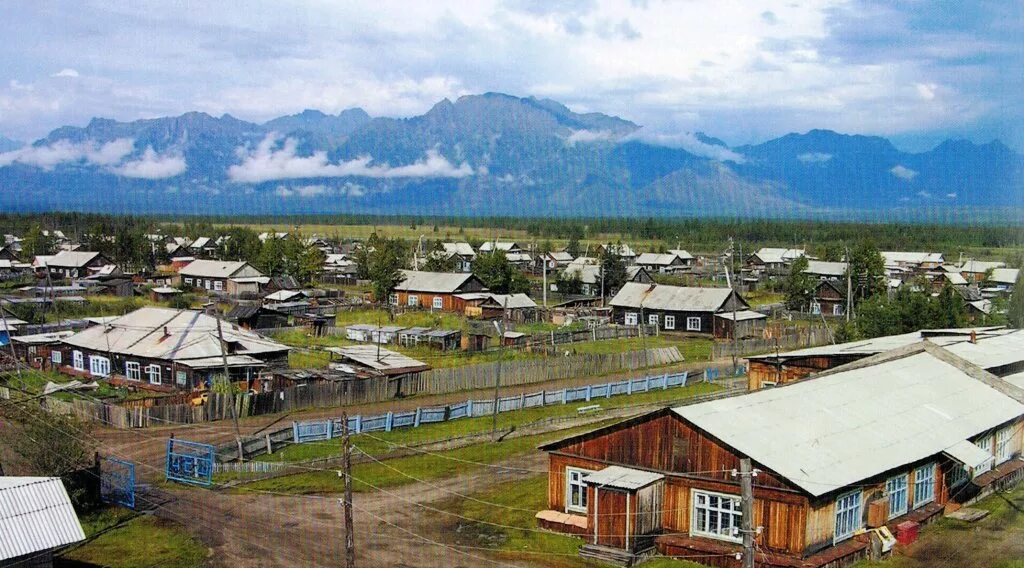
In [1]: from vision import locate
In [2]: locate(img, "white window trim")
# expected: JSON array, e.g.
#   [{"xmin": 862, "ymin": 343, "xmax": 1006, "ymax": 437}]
[
  {"xmin": 72, "ymin": 350, "xmax": 84, "ymax": 371},
  {"xmin": 832, "ymin": 304, "xmax": 843, "ymax": 316},
  {"xmin": 913, "ymin": 463, "xmax": 936, "ymax": 509},
  {"xmin": 88, "ymin": 355, "xmax": 110, "ymax": 377},
  {"xmin": 690, "ymin": 489, "xmax": 743, "ymax": 543},
  {"xmin": 408, "ymin": 295, "xmax": 419, "ymax": 307},
  {"xmin": 432, "ymin": 296, "xmax": 443, "ymax": 310},
  {"xmin": 148, "ymin": 364, "xmax": 162, "ymax": 385},
  {"xmin": 176, "ymin": 370, "xmax": 188, "ymax": 387},
  {"xmin": 664, "ymin": 315, "xmax": 676, "ymax": 330},
  {"xmin": 213, "ymin": 280, "xmax": 223, "ymax": 291},
  {"xmin": 565, "ymin": 467, "xmax": 594, "ymax": 514},
  {"xmin": 624, "ymin": 312, "xmax": 638, "ymax": 326},
  {"xmin": 125, "ymin": 361, "xmax": 141, "ymax": 381},
  {"xmin": 388, "ymin": 294, "xmax": 398, "ymax": 306},
  {"xmin": 648, "ymin": 314, "xmax": 659, "ymax": 326},
  {"xmin": 51, "ymin": 350, "xmax": 62, "ymax": 364},
  {"xmin": 810, "ymin": 301, "xmax": 822, "ymax": 315},
  {"xmin": 996, "ymin": 426, "xmax": 1015, "ymax": 464},
  {"xmin": 686, "ymin": 317, "xmax": 701, "ymax": 331},
  {"xmin": 948, "ymin": 464, "xmax": 969, "ymax": 488},
  {"xmin": 886, "ymin": 474, "xmax": 909, "ymax": 519},
  {"xmin": 833, "ymin": 490, "xmax": 862, "ymax": 543},
  {"xmin": 184, "ymin": 277, "xmax": 193, "ymax": 286}
]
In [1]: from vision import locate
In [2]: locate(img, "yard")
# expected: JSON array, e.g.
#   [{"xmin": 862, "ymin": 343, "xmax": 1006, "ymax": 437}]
[{"xmin": 58, "ymin": 506, "xmax": 210, "ymax": 568}]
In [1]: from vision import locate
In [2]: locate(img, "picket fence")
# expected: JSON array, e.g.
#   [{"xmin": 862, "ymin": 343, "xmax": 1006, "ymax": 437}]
[{"xmin": 711, "ymin": 326, "xmax": 831, "ymax": 358}]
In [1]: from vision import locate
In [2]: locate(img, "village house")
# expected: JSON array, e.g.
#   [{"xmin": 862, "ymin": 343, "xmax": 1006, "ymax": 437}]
[
  {"xmin": 538, "ymin": 250, "xmax": 575, "ymax": 271},
  {"xmin": 598, "ymin": 243, "xmax": 638, "ymax": 265},
  {"xmin": 712, "ymin": 309, "xmax": 768, "ymax": 339},
  {"xmin": 668, "ymin": 249, "xmax": 696, "ymax": 267},
  {"xmin": 478, "ymin": 293, "xmax": 539, "ymax": 322},
  {"xmin": 478, "ymin": 240, "xmax": 522, "ymax": 254},
  {"xmin": 10, "ymin": 330, "xmax": 75, "ymax": 370},
  {"xmin": 959, "ymin": 259, "xmax": 1006, "ymax": 283},
  {"xmin": 635, "ymin": 253, "xmax": 686, "ymax": 273},
  {"xmin": 747, "ymin": 248, "xmax": 806, "ymax": 274},
  {"xmin": 986, "ymin": 267, "xmax": 1019, "ymax": 296},
  {"xmin": 609, "ymin": 282, "xmax": 749, "ymax": 337},
  {"xmin": 811, "ymin": 279, "xmax": 847, "ymax": 317},
  {"xmin": 37, "ymin": 250, "xmax": 115, "ymax": 279},
  {"xmin": 177, "ymin": 259, "xmax": 266, "ymax": 296},
  {"xmin": 804, "ymin": 260, "xmax": 848, "ymax": 281},
  {"xmin": 537, "ymin": 343, "xmax": 1024, "ymax": 567},
  {"xmin": 391, "ymin": 270, "xmax": 488, "ymax": 312},
  {"xmin": 439, "ymin": 242, "xmax": 477, "ymax": 272},
  {"xmin": 746, "ymin": 326, "xmax": 1024, "ymax": 390},
  {"xmin": 561, "ymin": 262, "xmax": 654, "ymax": 297},
  {"xmin": 881, "ymin": 251, "xmax": 945, "ymax": 273},
  {"xmin": 0, "ymin": 477, "xmax": 86, "ymax": 568},
  {"xmin": 54, "ymin": 307, "xmax": 290, "ymax": 392}
]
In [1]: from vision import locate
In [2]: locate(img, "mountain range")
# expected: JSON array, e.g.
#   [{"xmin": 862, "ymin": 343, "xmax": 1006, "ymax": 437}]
[{"xmin": 0, "ymin": 92, "xmax": 1020, "ymax": 220}]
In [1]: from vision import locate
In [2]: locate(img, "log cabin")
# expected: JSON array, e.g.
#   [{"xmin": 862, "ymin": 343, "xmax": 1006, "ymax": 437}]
[
  {"xmin": 610, "ymin": 282, "xmax": 749, "ymax": 338},
  {"xmin": 537, "ymin": 342, "xmax": 1024, "ymax": 567},
  {"xmin": 390, "ymin": 270, "xmax": 488, "ymax": 312}
]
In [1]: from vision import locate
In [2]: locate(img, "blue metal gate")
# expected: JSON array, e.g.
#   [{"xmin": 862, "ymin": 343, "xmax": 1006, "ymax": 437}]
[
  {"xmin": 165, "ymin": 439, "xmax": 215, "ymax": 486},
  {"xmin": 100, "ymin": 457, "xmax": 136, "ymax": 508}
]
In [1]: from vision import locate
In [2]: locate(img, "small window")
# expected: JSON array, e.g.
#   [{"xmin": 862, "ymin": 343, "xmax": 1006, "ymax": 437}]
[
  {"xmin": 408, "ymin": 295, "xmax": 419, "ymax": 307},
  {"xmin": 648, "ymin": 313, "xmax": 659, "ymax": 326},
  {"xmin": 686, "ymin": 317, "xmax": 701, "ymax": 331},
  {"xmin": 664, "ymin": 315, "xmax": 676, "ymax": 330},
  {"xmin": 51, "ymin": 350, "xmax": 62, "ymax": 364},
  {"xmin": 974, "ymin": 433, "xmax": 994, "ymax": 475},
  {"xmin": 565, "ymin": 467, "xmax": 593, "ymax": 513},
  {"xmin": 176, "ymin": 370, "xmax": 188, "ymax": 387},
  {"xmin": 624, "ymin": 312, "xmax": 638, "ymax": 326},
  {"xmin": 832, "ymin": 304, "xmax": 843, "ymax": 316},
  {"xmin": 996, "ymin": 426, "xmax": 1015, "ymax": 464},
  {"xmin": 214, "ymin": 280, "xmax": 223, "ymax": 291},
  {"xmin": 432, "ymin": 296, "xmax": 443, "ymax": 310},
  {"xmin": 388, "ymin": 294, "xmax": 398, "ymax": 306},
  {"xmin": 810, "ymin": 301, "xmax": 821, "ymax": 314},
  {"xmin": 692, "ymin": 490, "xmax": 742, "ymax": 542},
  {"xmin": 184, "ymin": 277, "xmax": 193, "ymax": 286},
  {"xmin": 125, "ymin": 361, "xmax": 141, "ymax": 381},
  {"xmin": 148, "ymin": 364, "xmax": 162, "ymax": 385},
  {"xmin": 948, "ymin": 464, "xmax": 969, "ymax": 488},
  {"xmin": 913, "ymin": 463, "xmax": 936, "ymax": 508},
  {"xmin": 834, "ymin": 490, "xmax": 862, "ymax": 542},
  {"xmin": 88, "ymin": 355, "xmax": 110, "ymax": 377},
  {"xmin": 886, "ymin": 474, "xmax": 908, "ymax": 519},
  {"xmin": 73, "ymin": 350, "xmax": 84, "ymax": 370}
]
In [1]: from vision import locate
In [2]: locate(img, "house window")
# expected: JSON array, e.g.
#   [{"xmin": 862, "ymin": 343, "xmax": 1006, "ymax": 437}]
[
  {"xmin": 996, "ymin": 426, "xmax": 1015, "ymax": 464},
  {"xmin": 388, "ymin": 294, "xmax": 398, "ymax": 306},
  {"xmin": 214, "ymin": 280, "xmax": 223, "ymax": 291},
  {"xmin": 51, "ymin": 350, "xmax": 62, "ymax": 365},
  {"xmin": 184, "ymin": 277, "xmax": 193, "ymax": 286},
  {"xmin": 913, "ymin": 463, "xmax": 936, "ymax": 508},
  {"xmin": 72, "ymin": 350, "xmax": 84, "ymax": 370},
  {"xmin": 408, "ymin": 295, "xmax": 419, "ymax": 307},
  {"xmin": 975, "ymin": 434, "xmax": 994, "ymax": 475},
  {"xmin": 948, "ymin": 465, "xmax": 969, "ymax": 488},
  {"xmin": 432, "ymin": 296, "xmax": 443, "ymax": 310},
  {"xmin": 148, "ymin": 364, "xmax": 162, "ymax": 385},
  {"xmin": 648, "ymin": 314, "xmax": 659, "ymax": 326},
  {"xmin": 886, "ymin": 474, "xmax": 909, "ymax": 519},
  {"xmin": 810, "ymin": 301, "xmax": 821, "ymax": 315},
  {"xmin": 88, "ymin": 355, "xmax": 111, "ymax": 377},
  {"xmin": 686, "ymin": 317, "xmax": 701, "ymax": 331},
  {"xmin": 834, "ymin": 490, "xmax": 862, "ymax": 542},
  {"xmin": 176, "ymin": 370, "xmax": 188, "ymax": 387},
  {"xmin": 125, "ymin": 361, "xmax": 141, "ymax": 381},
  {"xmin": 692, "ymin": 490, "xmax": 742, "ymax": 542},
  {"xmin": 665, "ymin": 315, "xmax": 676, "ymax": 330},
  {"xmin": 624, "ymin": 312, "xmax": 638, "ymax": 326},
  {"xmin": 565, "ymin": 467, "xmax": 593, "ymax": 513},
  {"xmin": 832, "ymin": 304, "xmax": 843, "ymax": 316}
]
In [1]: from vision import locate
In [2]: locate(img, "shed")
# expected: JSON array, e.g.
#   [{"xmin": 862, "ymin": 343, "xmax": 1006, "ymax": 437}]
[
  {"xmin": 713, "ymin": 309, "xmax": 768, "ymax": 339},
  {"xmin": 423, "ymin": 329, "xmax": 461, "ymax": 351},
  {"xmin": 583, "ymin": 466, "xmax": 665, "ymax": 552},
  {"xmin": 345, "ymin": 324, "xmax": 377, "ymax": 342},
  {"xmin": 397, "ymin": 327, "xmax": 432, "ymax": 347},
  {"xmin": 0, "ymin": 477, "xmax": 86, "ymax": 568},
  {"xmin": 370, "ymin": 325, "xmax": 405, "ymax": 344}
]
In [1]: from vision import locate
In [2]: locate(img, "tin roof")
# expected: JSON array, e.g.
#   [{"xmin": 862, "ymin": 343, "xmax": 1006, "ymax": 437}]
[
  {"xmin": 42, "ymin": 250, "xmax": 103, "ymax": 269},
  {"xmin": 442, "ymin": 242, "xmax": 476, "ymax": 257},
  {"xmin": 675, "ymin": 346, "xmax": 1024, "ymax": 496},
  {"xmin": 960, "ymin": 260, "xmax": 1005, "ymax": 274},
  {"xmin": 609, "ymin": 282, "xmax": 741, "ymax": 312},
  {"xmin": 804, "ymin": 260, "xmax": 848, "ymax": 277},
  {"xmin": 0, "ymin": 477, "xmax": 86, "ymax": 561},
  {"xmin": 990, "ymin": 268, "xmax": 1019, "ymax": 285},
  {"xmin": 326, "ymin": 345, "xmax": 430, "ymax": 375},
  {"xmin": 669, "ymin": 249, "xmax": 694, "ymax": 261},
  {"xmin": 636, "ymin": 253, "xmax": 680, "ymax": 266},
  {"xmin": 482, "ymin": 293, "xmax": 538, "ymax": 310},
  {"xmin": 395, "ymin": 270, "xmax": 485, "ymax": 294},
  {"xmin": 714, "ymin": 310, "xmax": 768, "ymax": 322},
  {"xmin": 583, "ymin": 466, "xmax": 664, "ymax": 491},
  {"xmin": 179, "ymin": 259, "xmax": 260, "ymax": 279}
]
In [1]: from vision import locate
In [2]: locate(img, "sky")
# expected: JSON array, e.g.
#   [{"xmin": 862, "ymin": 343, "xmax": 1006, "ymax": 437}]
[{"xmin": 0, "ymin": 0, "xmax": 1021, "ymax": 152}]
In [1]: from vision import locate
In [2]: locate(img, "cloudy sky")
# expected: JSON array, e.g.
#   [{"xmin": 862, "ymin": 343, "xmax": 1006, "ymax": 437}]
[{"xmin": 1, "ymin": 0, "xmax": 1021, "ymax": 151}]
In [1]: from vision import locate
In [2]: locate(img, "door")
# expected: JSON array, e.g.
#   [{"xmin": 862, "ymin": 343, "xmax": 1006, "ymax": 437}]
[{"xmin": 591, "ymin": 488, "xmax": 629, "ymax": 549}]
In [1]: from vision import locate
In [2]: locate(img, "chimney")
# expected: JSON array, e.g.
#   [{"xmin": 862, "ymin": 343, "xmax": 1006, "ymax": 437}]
[
  {"xmin": 970, "ymin": 330, "xmax": 977, "ymax": 344},
  {"xmin": 163, "ymin": 326, "xmax": 170, "ymax": 337}
]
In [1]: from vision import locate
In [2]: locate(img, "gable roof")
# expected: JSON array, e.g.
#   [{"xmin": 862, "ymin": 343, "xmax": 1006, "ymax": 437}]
[
  {"xmin": 804, "ymin": 260, "xmax": 848, "ymax": 277},
  {"xmin": 751, "ymin": 248, "xmax": 805, "ymax": 264},
  {"xmin": 676, "ymin": 345, "xmax": 1024, "ymax": 496},
  {"xmin": 960, "ymin": 260, "xmax": 1005, "ymax": 274},
  {"xmin": 881, "ymin": 251, "xmax": 944, "ymax": 265},
  {"xmin": 395, "ymin": 270, "xmax": 485, "ymax": 293},
  {"xmin": 669, "ymin": 249, "xmax": 694, "ymax": 261},
  {"xmin": 441, "ymin": 242, "xmax": 476, "ymax": 257},
  {"xmin": 480, "ymin": 293, "xmax": 538, "ymax": 310},
  {"xmin": 179, "ymin": 259, "xmax": 260, "ymax": 279},
  {"xmin": 43, "ymin": 250, "xmax": 103, "ymax": 269},
  {"xmin": 990, "ymin": 268, "xmax": 1020, "ymax": 285},
  {"xmin": 609, "ymin": 282, "xmax": 744, "ymax": 312},
  {"xmin": 0, "ymin": 477, "xmax": 86, "ymax": 561},
  {"xmin": 636, "ymin": 253, "xmax": 681, "ymax": 266}
]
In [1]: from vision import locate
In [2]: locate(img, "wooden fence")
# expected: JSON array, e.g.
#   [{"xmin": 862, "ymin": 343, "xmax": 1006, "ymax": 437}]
[
  {"xmin": 711, "ymin": 326, "xmax": 832, "ymax": 359},
  {"xmin": 44, "ymin": 347, "xmax": 683, "ymax": 429}
]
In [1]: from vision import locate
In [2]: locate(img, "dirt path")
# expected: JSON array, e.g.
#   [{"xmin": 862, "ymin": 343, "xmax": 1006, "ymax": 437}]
[{"xmin": 147, "ymin": 452, "xmax": 549, "ymax": 567}]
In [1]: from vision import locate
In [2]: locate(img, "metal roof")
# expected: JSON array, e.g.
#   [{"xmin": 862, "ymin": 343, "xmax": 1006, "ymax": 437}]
[
  {"xmin": 264, "ymin": 290, "xmax": 306, "ymax": 302},
  {"xmin": 441, "ymin": 242, "xmax": 476, "ymax": 257},
  {"xmin": 326, "ymin": 345, "xmax": 430, "ymax": 375},
  {"xmin": 395, "ymin": 270, "xmax": 484, "ymax": 294},
  {"xmin": 0, "ymin": 477, "xmax": 86, "ymax": 561},
  {"xmin": 10, "ymin": 330, "xmax": 75, "ymax": 344},
  {"xmin": 42, "ymin": 250, "xmax": 102, "ymax": 268},
  {"xmin": 990, "ymin": 268, "xmax": 1019, "ymax": 285},
  {"xmin": 609, "ymin": 282, "xmax": 740, "ymax": 312},
  {"xmin": 881, "ymin": 251, "xmax": 944, "ymax": 265},
  {"xmin": 804, "ymin": 260, "xmax": 848, "ymax": 277},
  {"xmin": 714, "ymin": 310, "xmax": 768, "ymax": 322},
  {"xmin": 483, "ymin": 293, "xmax": 538, "ymax": 310},
  {"xmin": 669, "ymin": 249, "xmax": 694, "ymax": 260},
  {"xmin": 178, "ymin": 355, "xmax": 267, "ymax": 369},
  {"xmin": 61, "ymin": 307, "xmax": 289, "ymax": 363},
  {"xmin": 583, "ymin": 466, "xmax": 664, "ymax": 490},
  {"xmin": 151, "ymin": 286, "xmax": 182, "ymax": 294},
  {"xmin": 943, "ymin": 439, "xmax": 994, "ymax": 470},
  {"xmin": 636, "ymin": 253, "xmax": 680, "ymax": 266},
  {"xmin": 179, "ymin": 259, "xmax": 261, "ymax": 279},
  {"xmin": 675, "ymin": 349, "xmax": 1024, "ymax": 496},
  {"xmin": 960, "ymin": 260, "xmax": 1005, "ymax": 274},
  {"xmin": 751, "ymin": 248, "xmax": 805, "ymax": 264}
]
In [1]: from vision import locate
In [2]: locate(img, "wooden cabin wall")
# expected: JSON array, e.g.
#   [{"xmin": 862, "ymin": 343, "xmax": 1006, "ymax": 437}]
[
  {"xmin": 548, "ymin": 454, "xmax": 607, "ymax": 511},
  {"xmin": 589, "ymin": 489, "xmax": 628, "ymax": 548},
  {"xmin": 635, "ymin": 483, "xmax": 664, "ymax": 536}
]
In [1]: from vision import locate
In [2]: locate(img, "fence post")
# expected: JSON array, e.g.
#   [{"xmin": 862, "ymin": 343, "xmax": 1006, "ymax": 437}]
[
  {"xmin": 519, "ymin": 393, "xmax": 525, "ymax": 409},
  {"xmin": 291, "ymin": 421, "xmax": 299, "ymax": 442},
  {"xmin": 266, "ymin": 433, "xmax": 273, "ymax": 455},
  {"xmin": 466, "ymin": 399, "xmax": 474, "ymax": 417},
  {"xmin": 414, "ymin": 407, "xmax": 422, "ymax": 428},
  {"xmin": 586, "ymin": 385, "xmax": 592, "ymax": 402},
  {"xmin": 354, "ymin": 415, "xmax": 361, "ymax": 434},
  {"xmin": 606, "ymin": 384, "xmax": 612, "ymax": 399},
  {"xmin": 561, "ymin": 388, "xmax": 568, "ymax": 404},
  {"xmin": 645, "ymin": 376, "xmax": 651, "ymax": 392},
  {"xmin": 327, "ymin": 419, "xmax": 334, "ymax": 439},
  {"xmin": 663, "ymin": 373, "xmax": 669, "ymax": 390},
  {"xmin": 385, "ymin": 412, "xmax": 393, "ymax": 432},
  {"xmin": 627, "ymin": 380, "xmax": 632, "ymax": 395}
]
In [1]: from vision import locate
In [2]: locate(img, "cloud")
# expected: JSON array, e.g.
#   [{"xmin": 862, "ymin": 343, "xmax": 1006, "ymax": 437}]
[
  {"xmin": 622, "ymin": 129, "xmax": 744, "ymax": 163},
  {"xmin": 0, "ymin": 138, "xmax": 134, "ymax": 170},
  {"xmin": 890, "ymin": 164, "xmax": 919, "ymax": 180},
  {"xmin": 915, "ymin": 83, "xmax": 937, "ymax": 100},
  {"xmin": 797, "ymin": 152, "xmax": 833, "ymax": 163},
  {"xmin": 760, "ymin": 11, "xmax": 778, "ymax": 25},
  {"xmin": 51, "ymin": 68, "xmax": 80, "ymax": 78},
  {"xmin": 274, "ymin": 182, "xmax": 366, "ymax": 198},
  {"xmin": 229, "ymin": 134, "xmax": 474, "ymax": 183},
  {"xmin": 565, "ymin": 129, "xmax": 619, "ymax": 145},
  {"xmin": 109, "ymin": 147, "xmax": 186, "ymax": 179}
]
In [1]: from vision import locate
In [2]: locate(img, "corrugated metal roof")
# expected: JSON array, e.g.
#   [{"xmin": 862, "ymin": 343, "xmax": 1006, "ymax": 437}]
[
  {"xmin": 751, "ymin": 248, "xmax": 805, "ymax": 264},
  {"xmin": 990, "ymin": 268, "xmax": 1019, "ymax": 285},
  {"xmin": 714, "ymin": 310, "xmax": 767, "ymax": 322},
  {"xmin": 669, "ymin": 249, "xmax": 694, "ymax": 260},
  {"xmin": 943, "ymin": 439, "xmax": 994, "ymax": 470},
  {"xmin": 960, "ymin": 260, "xmax": 1005, "ymax": 274},
  {"xmin": 442, "ymin": 242, "xmax": 476, "ymax": 257},
  {"xmin": 395, "ymin": 270, "xmax": 483, "ymax": 293},
  {"xmin": 636, "ymin": 253, "xmax": 679, "ymax": 266},
  {"xmin": 583, "ymin": 466, "xmax": 664, "ymax": 490},
  {"xmin": 804, "ymin": 260, "xmax": 848, "ymax": 277},
  {"xmin": 0, "ymin": 477, "xmax": 86, "ymax": 561},
  {"xmin": 10, "ymin": 330, "xmax": 75, "ymax": 344},
  {"xmin": 326, "ymin": 345, "xmax": 429, "ymax": 374},
  {"xmin": 675, "ymin": 350, "xmax": 1024, "ymax": 496},
  {"xmin": 881, "ymin": 251, "xmax": 943, "ymax": 265},
  {"xmin": 609, "ymin": 282, "xmax": 738, "ymax": 312},
  {"xmin": 483, "ymin": 293, "xmax": 538, "ymax": 310},
  {"xmin": 179, "ymin": 259, "xmax": 260, "ymax": 279},
  {"xmin": 42, "ymin": 250, "xmax": 102, "ymax": 268}
]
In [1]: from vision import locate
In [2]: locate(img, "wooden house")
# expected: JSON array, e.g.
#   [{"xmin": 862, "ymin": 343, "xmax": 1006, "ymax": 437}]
[
  {"xmin": 226, "ymin": 304, "xmax": 290, "ymax": 330},
  {"xmin": 391, "ymin": 270, "xmax": 488, "ymax": 312},
  {"xmin": 635, "ymin": 253, "xmax": 685, "ymax": 273},
  {"xmin": 959, "ymin": 260, "xmax": 1006, "ymax": 283},
  {"xmin": 609, "ymin": 282, "xmax": 748, "ymax": 337},
  {"xmin": 804, "ymin": 260, "xmax": 847, "ymax": 282},
  {"xmin": 479, "ymin": 293, "xmax": 539, "ymax": 322},
  {"xmin": 668, "ymin": 249, "xmax": 696, "ymax": 267},
  {"xmin": 712, "ymin": 310, "xmax": 768, "ymax": 339},
  {"xmin": 538, "ymin": 343, "xmax": 1024, "ymax": 567},
  {"xmin": 811, "ymin": 280, "xmax": 847, "ymax": 317},
  {"xmin": 440, "ymin": 242, "xmax": 477, "ymax": 272},
  {"xmin": 39, "ymin": 250, "xmax": 115, "ymax": 279},
  {"xmin": 746, "ymin": 248, "xmax": 805, "ymax": 274},
  {"xmin": 178, "ymin": 259, "xmax": 266, "ymax": 296},
  {"xmin": 10, "ymin": 330, "xmax": 75, "ymax": 370}
]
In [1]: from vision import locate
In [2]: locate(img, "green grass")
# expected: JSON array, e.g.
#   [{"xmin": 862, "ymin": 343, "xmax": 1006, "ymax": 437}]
[
  {"xmin": 334, "ymin": 308, "xmax": 466, "ymax": 330},
  {"xmin": 744, "ymin": 290, "xmax": 785, "ymax": 307},
  {"xmin": 61, "ymin": 508, "xmax": 210, "ymax": 568},
  {"xmin": 288, "ymin": 349, "xmax": 332, "ymax": 369}
]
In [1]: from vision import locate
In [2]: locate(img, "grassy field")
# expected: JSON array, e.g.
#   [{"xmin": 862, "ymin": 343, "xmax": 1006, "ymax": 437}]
[
  {"xmin": 252, "ymin": 381, "xmax": 720, "ymax": 465},
  {"xmin": 60, "ymin": 507, "xmax": 210, "ymax": 568}
]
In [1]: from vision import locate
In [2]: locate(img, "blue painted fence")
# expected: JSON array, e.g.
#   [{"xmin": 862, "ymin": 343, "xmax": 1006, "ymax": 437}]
[
  {"xmin": 166, "ymin": 438, "xmax": 215, "ymax": 486},
  {"xmin": 290, "ymin": 369, "xmax": 708, "ymax": 441},
  {"xmin": 100, "ymin": 457, "xmax": 136, "ymax": 509}
]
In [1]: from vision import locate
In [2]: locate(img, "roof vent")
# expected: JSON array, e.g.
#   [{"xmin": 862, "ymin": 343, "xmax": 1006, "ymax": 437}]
[{"xmin": 970, "ymin": 330, "xmax": 977, "ymax": 344}]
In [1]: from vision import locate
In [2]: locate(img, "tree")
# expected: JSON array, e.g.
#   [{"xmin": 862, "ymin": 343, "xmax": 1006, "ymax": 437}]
[
  {"xmin": 1009, "ymin": 272, "xmax": 1024, "ymax": 328},
  {"xmin": 934, "ymin": 284, "xmax": 965, "ymax": 329},
  {"xmin": 255, "ymin": 236, "xmax": 287, "ymax": 275},
  {"xmin": 293, "ymin": 242, "xmax": 326, "ymax": 286},
  {"xmin": 555, "ymin": 270, "xmax": 583, "ymax": 295},
  {"xmin": 599, "ymin": 246, "xmax": 627, "ymax": 295},
  {"xmin": 846, "ymin": 241, "xmax": 886, "ymax": 302},
  {"xmin": 422, "ymin": 241, "xmax": 458, "ymax": 272},
  {"xmin": 565, "ymin": 225, "xmax": 583, "ymax": 258},
  {"xmin": 473, "ymin": 251, "xmax": 529, "ymax": 294},
  {"xmin": 219, "ymin": 227, "xmax": 262, "ymax": 262},
  {"xmin": 783, "ymin": 256, "xmax": 815, "ymax": 311},
  {"xmin": 820, "ymin": 242, "xmax": 844, "ymax": 262},
  {"xmin": 20, "ymin": 224, "xmax": 55, "ymax": 258},
  {"xmin": 356, "ymin": 234, "xmax": 408, "ymax": 303}
]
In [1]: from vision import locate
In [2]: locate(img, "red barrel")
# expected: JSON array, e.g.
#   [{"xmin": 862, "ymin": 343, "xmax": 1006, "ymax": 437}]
[{"xmin": 896, "ymin": 521, "xmax": 919, "ymax": 545}]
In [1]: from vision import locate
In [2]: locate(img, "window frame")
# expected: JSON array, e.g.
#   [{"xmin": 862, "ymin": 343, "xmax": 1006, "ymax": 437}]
[
  {"xmin": 833, "ymin": 490, "xmax": 862, "ymax": 543},
  {"xmin": 565, "ymin": 467, "xmax": 594, "ymax": 514},
  {"xmin": 886, "ymin": 474, "xmax": 909, "ymax": 519},
  {"xmin": 624, "ymin": 312, "xmax": 638, "ymax": 326},
  {"xmin": 51, "ymin": 350, "xmax": 62, "ymax": 365},
  {"xmin": 88, "ymin": 355, "xmax": 111, "ymax": 377},
  {"xmin": 686, "ymin": 316, "xmax": 701, "ymax": 331},
  {"xmin": 432, "ymin": 296, "xmax": 443, "ymax": 310},
  {"xmin": 648, "ymin": 313, "xmax": 659, "ymax": 326},
  {"xmin": 176, "ymin": 370, "xmax": 188, "ymax": 387},
  {"xmin": 72, "ymin": 350, "xmax": 84, "ymax": 370},
  {"xmin": 213, "ymin": 280, "xmax": 223, "ymax": 291},
  {"xmin": 148, "ymin": 364, "xmax": 162, "ymax": 385},
  {"xmin": 664, "ymin": 315, "xmax": 676, "ymax": 330},
  {"xmin": 996, "ymin": 426, "xmax": 1015, "ymax": 464},
  {"xmin": 125, "ymin": 361, "xmax": 141, "ymax": 381},
  {"xmin": 691, "ymin": 489, "xmax": 743, "ymax": 543},
  {"xmin": 913, "ymin": 463, "xmax": 936, "ymax": 509},
  {"xmin": 407, "ymin": 295, "xmax": 419, "ymax": 307},
  {"xmin": 388, "ymin": 294, "xmax": 398, "ymax": 306}
]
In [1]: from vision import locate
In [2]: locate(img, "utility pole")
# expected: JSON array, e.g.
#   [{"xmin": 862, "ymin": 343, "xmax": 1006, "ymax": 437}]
[
  {"xmin": 725, "ymin": 261, "xmax": 738, "ymax": 375},
  {"xmin": 845, "ymin": 245, "xmax": 853, "ymax": 323},
  {"xmin": 542, "ymin": 256, "xmax": 548, "ymax": 308},
  {"xmin": 0, "ymin": 299, "xmax": 22, "ymax": 384},
  {"xmin": 739, "ymin": 458, "xmax": 756, "ymax": 568},
  {"xmin": 341, "ymin": 412, "xmax": 356, "ymax": 568},
  {"xmin": 491, "ymin": 296, "xmax": 508, "ymax": 440},
  {"xmin": 212, "ymin": 305, "xmax": 245, "ymax": 463}
]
